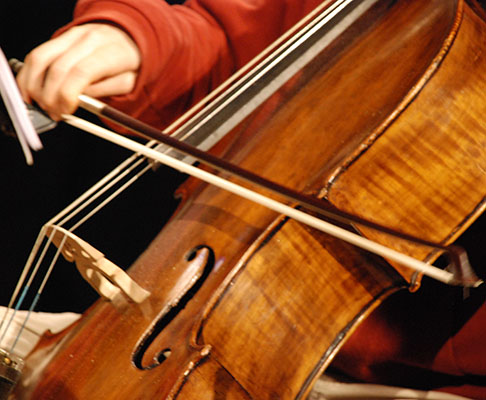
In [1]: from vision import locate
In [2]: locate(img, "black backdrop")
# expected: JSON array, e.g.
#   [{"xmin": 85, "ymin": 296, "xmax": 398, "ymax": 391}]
[{"xmin": 0, "ymin": 0, "xmax": 186, "ymax": 313}]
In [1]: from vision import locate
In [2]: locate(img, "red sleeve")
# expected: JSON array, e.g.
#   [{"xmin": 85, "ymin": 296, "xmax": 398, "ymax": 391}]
[{"xmin": 57, "ymin": 0, "xmax": 322, "ymax": 129}]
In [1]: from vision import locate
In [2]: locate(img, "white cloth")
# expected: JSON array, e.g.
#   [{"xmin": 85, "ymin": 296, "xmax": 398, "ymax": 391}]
[{"xmin": 0, "ymin": 306, "xmax": 80, "ymax": 358}]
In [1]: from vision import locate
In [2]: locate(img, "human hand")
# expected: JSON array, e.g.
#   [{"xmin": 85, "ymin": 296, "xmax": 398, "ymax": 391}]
[{"xmin": 17, "ymin": 23, "xmax": 141, "ymax": 120}]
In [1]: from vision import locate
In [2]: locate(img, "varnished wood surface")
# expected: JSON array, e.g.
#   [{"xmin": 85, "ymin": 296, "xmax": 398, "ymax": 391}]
[
  {"xmin": 201, "ymin": 218, "xmax": 403, "ymax": 399},
  {"xmin": 15, "ymin": 0, "xmax": 486, "ymax": 399},
  {"xmin": 328, "ymin": 0, "xmax": 486, "ymax": 280}
]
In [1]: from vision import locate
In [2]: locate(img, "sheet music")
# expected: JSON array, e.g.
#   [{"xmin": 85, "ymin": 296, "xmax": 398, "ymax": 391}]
[{"xmin": 0, "ymin": 47, "xmax": 42, "ymax": 165}]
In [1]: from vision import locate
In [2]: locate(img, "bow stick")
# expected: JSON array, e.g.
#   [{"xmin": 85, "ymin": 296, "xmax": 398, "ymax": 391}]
[
  {"xmin": 6, "ymin": 53, "xmax": 482, "ymax": 287},
  {"xmin": 57, "ymin": 94, "xmax": 480, "ymax": 288}
]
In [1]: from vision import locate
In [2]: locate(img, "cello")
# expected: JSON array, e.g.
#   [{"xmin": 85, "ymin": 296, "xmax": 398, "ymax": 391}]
[{"xmin": 3, "ymin": 0, "xmax": 486, "ymax": 398}]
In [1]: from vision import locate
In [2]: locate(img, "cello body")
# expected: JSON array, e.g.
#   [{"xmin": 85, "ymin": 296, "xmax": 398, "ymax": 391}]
[{"xmin": 13, "ymin": 0, "xmax": 486, "ymax": 398}]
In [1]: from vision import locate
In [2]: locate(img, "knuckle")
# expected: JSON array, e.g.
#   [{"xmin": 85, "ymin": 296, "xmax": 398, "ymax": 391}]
[
  {"xmin": 58, "ymin": 87, "xmax": 72, "ymax": 104},
  {"xmin": 47, "ymin": 62, "xmax": 69, "ymax": 81},
  {"xmin": 25, "ymin": 49, "xmax": 43, "ymax": 66},
  {"xmin": 70, "ymin": 63, "xmax": 89, "ymax": 79},
  {"xmin": 58, "ymin": 87, "xmax": 78, "ymax": 114},
  {"xmin": 121, "ymin": 72, "xmax": 136, "ymax": 91},
  {"xmin": 41, "ymin": 93, "xmax": 56, "ymax": 110},
  {"xmin": 83, "ymin": 26, "xmax": 108, "ymax": 43},
  {"xmin": 28, "ymin": 83, "xmax": 46, "ymax": 106}
]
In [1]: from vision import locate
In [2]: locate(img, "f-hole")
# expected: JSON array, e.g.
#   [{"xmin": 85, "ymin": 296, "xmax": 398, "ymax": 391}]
[{"xmin": 132, "ymin": 245, "xmax": 215, "ymax": 370}]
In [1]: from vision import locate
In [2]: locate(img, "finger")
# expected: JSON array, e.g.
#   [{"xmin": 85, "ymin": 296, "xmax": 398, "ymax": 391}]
[
  {"xmin": 16, "ymin": 26, "xmax": 91, "ymax": 105},
  {"xmin": 40, "ymin": 31, "xmax": 117, "ymax": 113},
  {"xmin": 17, "ymin": 24, "xmax": 141, "ymax": 119},
  {"xmin": 48, "ymin": 41, "xmax": 141, "ymax": 119},
  {"xmin": 84, "ymin": 71, "xmax": 138, "ymax": 98}
]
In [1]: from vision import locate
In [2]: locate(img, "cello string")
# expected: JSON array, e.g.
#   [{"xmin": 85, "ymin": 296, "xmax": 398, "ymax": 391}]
[
  {"xmin": 1, "ymin": 234, "xmax": 66, "ymax": 353},
  {"xmin": 2, "ymin": 1, "xmax": 470, "ymax": 354},
  {"xmin": 3, "ymin": 147, "xmax": 149, "ymax": 311},
  {"xmin": 138, "ymin": 0, "xmax": 378, "ymax": 159},
  {"xmin": 76, "ymin": 0, "xmax": 454, "ymax": 267},
  {"xmin": 53, "ymin": 151, "xmax": 153, "ymax": 228},
  {"xmin": 2, "ymin": 0, "xmax": 370, "ymax": 354},
  {"xmin": 4, "ymin": 102, "xmax": 244, "ymax": 352},
  {"xmin": 1, "ymin": 144, "xmax": 156, "ymax": 351},
  {"xmin": 0, "ymin": 227, "xmax": 53, "ymax": 350},
  {"xmin": 5, "ymin": 0, "xmax": 371, "ymax": 304},
  {"xmin": 85, "ymin": 92, "xmax": 476, "ymax": 278},
  {"xmin": 64, "ymin": 114, "xmax": 482, "ymax": 287},
  {"xmin": 148, "ymin": 0, "xmax": 349, "ymax": 142},
  {"xmin": 5, "ymin": 138, "xmax": 199, "ymax": 353},
  {"xmin": 5, "ymin": 0, "xmax": 384, "ymax": 298},
  {"xmin": 65, "ymin": 161, "xmax": 153, "ymax": 232}
]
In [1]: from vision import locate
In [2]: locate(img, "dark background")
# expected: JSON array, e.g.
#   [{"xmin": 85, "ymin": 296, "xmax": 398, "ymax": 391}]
[{"xmin": 0, "ymin": 0, "xmax": 186, "ymax": 313}]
